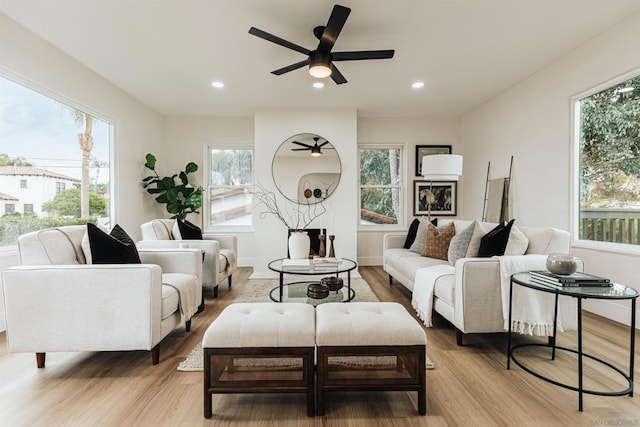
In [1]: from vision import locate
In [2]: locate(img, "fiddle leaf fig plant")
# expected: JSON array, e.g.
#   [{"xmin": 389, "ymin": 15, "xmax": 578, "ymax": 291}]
[{"xmin": 142, "ymin": 153, "xmax": 202, "ymax": 221}]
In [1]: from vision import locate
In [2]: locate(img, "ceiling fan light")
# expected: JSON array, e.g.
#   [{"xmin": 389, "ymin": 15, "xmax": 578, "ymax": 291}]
[
  {"xmin": 309, "ymin": 51, "xmax": 332, "ymax": 78},
  {"xmin": 311, "ymin": 146, "xmax": 323, "ymax": 156}
]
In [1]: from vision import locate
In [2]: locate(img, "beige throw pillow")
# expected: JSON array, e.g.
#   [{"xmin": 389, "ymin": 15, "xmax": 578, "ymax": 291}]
[
  {"xmin": 422, "ymin": 223, "xmax": 456, "ymax": 261},
  {"xmin": 505, "ymin": 224, "xmax": 529, "ymax": 255},
  {"xmin": 465, "ymin": 219, "xmax": 491, "ymax": 257}
]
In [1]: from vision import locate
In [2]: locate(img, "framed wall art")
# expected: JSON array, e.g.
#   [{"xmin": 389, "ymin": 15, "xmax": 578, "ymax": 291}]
[
  {"xmin": 413, "ymin": 180, "xmax": 457, "ymax": 216},
  {"xmin": 415, "ymin": 145, "xmax": 452, "ymax": 176}
]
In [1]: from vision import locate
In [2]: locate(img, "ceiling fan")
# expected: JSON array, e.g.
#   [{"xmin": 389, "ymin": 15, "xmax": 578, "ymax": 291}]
[
  {"xmin": 248, "ymin": 4, "xmax": 395, "ymax": 85},
  {"xmin": 291, "ymin": 137, "xmax": 331, "ymax": 157}
]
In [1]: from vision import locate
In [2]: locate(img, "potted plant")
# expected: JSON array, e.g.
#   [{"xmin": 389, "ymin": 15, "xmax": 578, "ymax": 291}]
[{"xmin": 142, "ymin": 153, "xmax": 202, "ymax": 221}]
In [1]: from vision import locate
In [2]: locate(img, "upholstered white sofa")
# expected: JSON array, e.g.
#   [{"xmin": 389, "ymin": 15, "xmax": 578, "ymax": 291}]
[
  {"xmin": 2, "ymin": 225, "xmax": 202, "ymax": 367},
  {"xmin": 138, "ymin": 219, "xmax": 237, "ymax": 298},
  {"xmin": 383, "ymin": 219, "xmax": 570, "ymax": 345}
]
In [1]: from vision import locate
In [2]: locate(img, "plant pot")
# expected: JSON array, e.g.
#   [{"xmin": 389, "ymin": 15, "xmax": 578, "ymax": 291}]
[{"xmin": 289, "ymin": 231, "xmax": 310, "ymax": 259}]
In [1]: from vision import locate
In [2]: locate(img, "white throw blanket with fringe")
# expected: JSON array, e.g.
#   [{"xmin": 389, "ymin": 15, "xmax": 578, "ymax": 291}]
[
  {"xmin": 163, "ymin": 277, "xmax": 199, "ymax": 327},
  {"xmin": 498, "ymin": 255, "xmax": 577, "ymax": 336},
  {"xmin": 412, "ymin": 264, "xmax": 455, "ymax": 327}
]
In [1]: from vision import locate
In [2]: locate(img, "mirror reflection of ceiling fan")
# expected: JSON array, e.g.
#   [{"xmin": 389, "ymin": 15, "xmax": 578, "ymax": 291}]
[
  {"xmin": 248, "ymin": 4, "xmax": 395, "ymax": 85},
  {"xmin": 291, "ymin": 137, "xmax": 332, "ymax": 157}
]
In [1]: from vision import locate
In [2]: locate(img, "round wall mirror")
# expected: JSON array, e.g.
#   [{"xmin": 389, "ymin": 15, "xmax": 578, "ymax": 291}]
[{"xmin": 272, "ymin": 133, "xmax": 341, "ymax": 204}]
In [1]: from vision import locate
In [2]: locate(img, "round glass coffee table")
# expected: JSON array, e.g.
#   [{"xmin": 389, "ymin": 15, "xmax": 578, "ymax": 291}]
[{"xmin": 267, "ymin": 258, "xmax": 358, "ymax": 305}]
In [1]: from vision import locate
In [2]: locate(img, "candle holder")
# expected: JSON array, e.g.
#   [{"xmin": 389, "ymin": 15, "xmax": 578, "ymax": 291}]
[
  {"xmin": 328, "ymin": 235, "xmax": 336, "ymax": 258},
  {"xmin": 318, "ymin": 234, "xmax": 326, "ymax": 257}
]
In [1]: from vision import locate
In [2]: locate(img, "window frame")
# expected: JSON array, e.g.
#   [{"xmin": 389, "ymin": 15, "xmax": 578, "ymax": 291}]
[
  {"xmin": 570, "ymin": 68, "xmax": 640, "ymax": 256},
  {"xmin": 357, "ymin": 143, "xmax": 406, "ymax": 231},
  {"xmin": 203, "ymin": 143, "xmax": 254, "ymax": 233},
  {"xmin": 0, "ymin": 71, "xmax": 115, "ymax": 240}
]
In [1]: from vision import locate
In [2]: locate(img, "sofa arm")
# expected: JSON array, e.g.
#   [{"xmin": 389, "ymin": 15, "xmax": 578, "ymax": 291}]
[
  {"xmin": 2, "ymin": 264, "xmax": 164, "ymax": 352},
  {"xmin": 205, "ymin": 234, "xmax": 237, "ymax": 254},
  {"xmin": 383, "ymin": 233, "xmax": 406, "ymax": 251},
  {"xmin": 453, "ymin": 258, "xmax": 505, "ymax": 334},
  {"xmin": 138, "ymin": 249, "xmax": 203, "ymax": 286},
  {"xmin": 137, "ymin": 241, "xmax": 213, "ymax": 287}
]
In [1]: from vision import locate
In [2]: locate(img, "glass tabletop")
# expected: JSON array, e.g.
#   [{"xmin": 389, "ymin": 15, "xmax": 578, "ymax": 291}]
[
  {"xmin": 269, "ymin": 281, "xmax": 355, "ymax": 305},
  {"xmin": 268, "ymin": 258, "xmax": 357, "ymax": 275},
  {"xmin": 511, "ymin": 272, "xmax": 639, "ymax": 300}
]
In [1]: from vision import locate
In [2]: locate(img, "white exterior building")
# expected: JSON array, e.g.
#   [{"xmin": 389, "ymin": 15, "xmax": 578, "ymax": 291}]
[{"xmin": 0, "ymin": 166, "xmax": 80, "ymax": 216}]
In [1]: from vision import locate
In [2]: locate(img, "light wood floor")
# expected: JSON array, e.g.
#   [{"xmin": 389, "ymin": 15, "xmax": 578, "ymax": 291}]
[{"xmin": 0, "ymin": 266, "xmax": 638, "ymax": 426}]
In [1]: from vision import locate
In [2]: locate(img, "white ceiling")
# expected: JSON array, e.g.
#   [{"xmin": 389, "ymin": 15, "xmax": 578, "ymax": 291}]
[{"xmin": 2, "ymin": 0, "xmax": 639, "ymax": 118}]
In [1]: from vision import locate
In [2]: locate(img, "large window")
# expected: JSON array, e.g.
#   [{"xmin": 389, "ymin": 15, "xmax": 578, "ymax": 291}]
[
  {"xmin": 206, "ymin": 146, "xmax": 253, "ymax": 229},
  {"xmin": 574, "ymin": 73, "xmax": 640, "ymax": 248},
  {"xmin": 0, "ymin": 75, "xmax": 112, "ymax": 246},
  {"xmin": 359, "ymin": 145, "xmax": 403, "ymax": 226}
]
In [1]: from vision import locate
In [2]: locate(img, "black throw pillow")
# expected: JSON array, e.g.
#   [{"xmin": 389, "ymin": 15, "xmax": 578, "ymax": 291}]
[
  {"xmin": 177, "ymin": 219, "xmax": 203, "ymax": 240},
  {"xmin": 87, "ymin": 223, "xmax": 141, "ymax": 264},
  {"xmin": 478, "ymin": 219, "xmax": 515, "ymax": 258},
  {"xmin": 404, "ymin": 217, "xmax": 437, "ymax": 249}
]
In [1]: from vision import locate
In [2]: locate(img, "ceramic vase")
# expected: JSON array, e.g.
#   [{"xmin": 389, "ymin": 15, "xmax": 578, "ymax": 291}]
[{"xmin": 289, "ymin": 231, "xmax": 310, "ymax": 259}]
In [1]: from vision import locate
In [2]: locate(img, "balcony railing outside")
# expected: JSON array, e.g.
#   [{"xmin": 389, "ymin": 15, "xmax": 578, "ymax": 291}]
[{"xmin": 579, "ymin": 208, "xmax": 640, "ymax": 245}]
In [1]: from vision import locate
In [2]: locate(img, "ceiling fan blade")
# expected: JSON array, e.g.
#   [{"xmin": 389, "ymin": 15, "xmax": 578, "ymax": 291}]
[
  {"xmin": 291, "ymin": 148, "xmax": 310, "ymax": 151},
  {"xmin": 332, "ymin": 50, "xmax": 395, "ymax": 61},
  {"xmin": 318, "ymin": 5, "xmax": 351, "ymax": 52},
  {"xmin": 248, "ymin": 27, "xmax": 310, "ymax": 55},
  {"xmin": 272, "ymin": 59, "xmax": 310, "ymax": 75},
  {"xmin": 318, "ymin": 141, "xmax": 331, "ymax": 148},
  {"xmin": 291, "ymin": 141, "xmax": 313, "ymax": 148},
  {"xmin": 330, "ymin": 64, "xmax": 347, "ymax": 85}
]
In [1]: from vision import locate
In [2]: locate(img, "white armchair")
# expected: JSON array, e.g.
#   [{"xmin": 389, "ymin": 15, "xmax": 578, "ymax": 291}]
[
  {"xmin": 1, "ymin": 225, "xmax": 202, "ymax": 368},
  {"xmin": 138, "ymin": 219, "xmax": 238, "ymax": 298}
]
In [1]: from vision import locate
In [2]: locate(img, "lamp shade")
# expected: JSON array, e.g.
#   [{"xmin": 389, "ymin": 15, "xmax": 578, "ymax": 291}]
[{"xmin": 421, "ymin": 154, "xmax": 463, "ymax": 181}]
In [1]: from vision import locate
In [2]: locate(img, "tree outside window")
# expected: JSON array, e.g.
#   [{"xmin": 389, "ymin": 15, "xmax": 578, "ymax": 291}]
[
  {"xmin": 576, "ymin": 74, "xmax": 640, "ymax": 245},
  {"xmin": 207, "ymin": 147, "xmax": 253, "ymax": 228},
  {"xmin": 359, "ymin": 146, "xmax": 402, "ymax": 225}
]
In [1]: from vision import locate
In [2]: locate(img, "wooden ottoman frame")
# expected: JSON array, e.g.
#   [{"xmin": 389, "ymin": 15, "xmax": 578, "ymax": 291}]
[
  {"xmin": 203, "ymin": 346, "xmax": 315, "ymax": 417},
  {"xmin": 202, "ymin": 303, "xmax": 316, "ymax": 418},
  {"xmin": 315, "ymin": 302, "xmax": 427, "ymax": 416}
]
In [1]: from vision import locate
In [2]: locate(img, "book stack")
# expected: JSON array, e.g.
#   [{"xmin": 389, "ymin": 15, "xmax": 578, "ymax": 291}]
[
  {"xmin": 281, "ymin": 258, "xmax": 311, "ymax": 271},
  {"xmin": 312, "ymin": 256, "xmax": 341, "ymax": 271},
  {"xmin": 529, "ymin": 270, "xmax": 612, "ymax": 287}
]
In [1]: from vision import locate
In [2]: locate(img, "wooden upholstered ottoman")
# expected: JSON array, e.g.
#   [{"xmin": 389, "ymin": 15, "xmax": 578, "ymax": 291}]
[
  {"xmin": 315, "ymin": 302, "xmax": 427, "ymax": 415},
  {"xmin": 202, "ymin": 303, "xmax": 316, "ymax": 418}
]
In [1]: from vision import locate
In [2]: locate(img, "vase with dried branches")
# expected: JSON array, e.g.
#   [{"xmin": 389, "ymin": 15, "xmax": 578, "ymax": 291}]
[{"xmin": 252, "ymin": 182, "xmax": 326, "ymax": 259}]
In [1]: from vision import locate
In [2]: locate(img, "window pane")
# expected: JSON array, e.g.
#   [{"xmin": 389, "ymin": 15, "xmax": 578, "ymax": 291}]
[
  {"xmin": 360, "ymin": 148, "xmax": 401, "ymax": 186},
  {"xmin": 359, "ymin": 146, "xmax": 402, "ymax": 226},
  {"xmin": 208, "ymin": 148, "xmax": 253, "ymax": 227},
  {"xmin": 0, "ymin": 76, "xmax": 112, "ymax": 246},
  {"xmin": 360, "ymin": 188, "xmax": 399, "ymax": 225},
  {"xmin": 577, "ymin": 74, "xmax": 640, "ymax": 245}
]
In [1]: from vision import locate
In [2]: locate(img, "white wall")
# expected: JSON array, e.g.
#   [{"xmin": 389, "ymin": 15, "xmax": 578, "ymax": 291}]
[
  {"xmin": 162, "ymin": 116, "xmax": 254, "ymax": 265},
  {"xmin": 357, "ymin": 117, "xmax": 462, "ymax": 265},
  {"xmin": 253, "ymin": 108, "xmax": 358, "ymax": 277},
  {"xmin": 460, "ymin": 11, "xmax": 640, "ymax": 325},
  {"xmin": 0, "ymin": 14, "xmax": 165, "ymax": 332}
]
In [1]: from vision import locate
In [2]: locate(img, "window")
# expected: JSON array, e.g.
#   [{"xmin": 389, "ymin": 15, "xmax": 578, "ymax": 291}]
[
  {"xmin": 5, "ymin": 204, "xmax": 15, "ymax": 214},
  {"xmin": 0, "ymin": 75, "xmax": 112, "ymax": 246},
  {"xmin": 205, "ymin": 146, "xmax": 253, "ymax": 229},
  {"xmin": 574, "ymin": 73, "xmax": 640, "ymax": 248},
  {"xmin": 359, "ymin": 145, "xmax": 403, "ymax": 226}
]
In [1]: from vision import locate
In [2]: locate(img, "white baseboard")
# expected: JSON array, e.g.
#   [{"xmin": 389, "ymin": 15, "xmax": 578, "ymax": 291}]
[{"xmin": 584, "ymin": 299, "xmax": 639, "ymax": 329}]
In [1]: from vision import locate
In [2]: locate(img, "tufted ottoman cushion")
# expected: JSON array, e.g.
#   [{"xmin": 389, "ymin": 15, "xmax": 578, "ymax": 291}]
[
  {"xmin": 316, "ymin": 302, "xmax": 427, "ymax": 346},
  {"xmin": 203, "ymin": 303, "xmax": 315, "ymax": 418},
  {"xmin": 315, "ymin": 302, "xmax": 427, "ymax": 416}
]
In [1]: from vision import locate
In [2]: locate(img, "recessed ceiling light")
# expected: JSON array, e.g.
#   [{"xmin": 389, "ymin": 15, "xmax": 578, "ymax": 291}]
[
  {"xmin": 211, "ymin": 81, "xmax": 224, "ymax": 89},
  {"xmin": 313, "ymin": 82, "xmax": 325, "ymax": 89},
  {"xmin": 412, "ymin": 81, "xmax": 425, "ymax": 89}
]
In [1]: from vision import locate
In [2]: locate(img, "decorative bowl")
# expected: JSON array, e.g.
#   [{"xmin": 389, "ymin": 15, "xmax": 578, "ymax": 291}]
[
  {"xmin": 546, "ymin": 253, "xmax": 579, "ymax": 275},
  {"xmin": 321, "ymin": 276, "xmax": 344, "ymax": 292},
  {"xmin": 307, "ymin": 283, "xmax": 330, "ymax": 299}
]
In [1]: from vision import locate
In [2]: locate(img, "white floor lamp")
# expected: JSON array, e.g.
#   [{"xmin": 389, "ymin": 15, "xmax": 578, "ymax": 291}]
[{"xmin": 421, "ymin": 154, "xmax": 463, "ymax": 222}]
